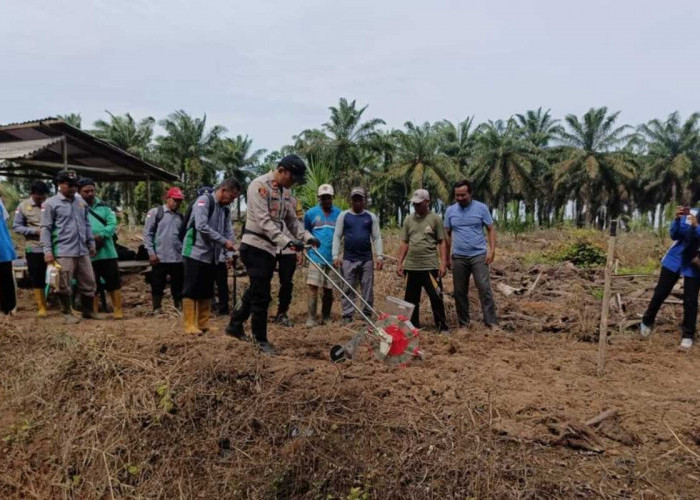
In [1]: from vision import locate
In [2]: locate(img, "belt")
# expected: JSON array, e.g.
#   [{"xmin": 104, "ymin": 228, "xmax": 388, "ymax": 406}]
[{"xmin": 243, "ymin": 228, "xmax": 275, "ymax": 245}]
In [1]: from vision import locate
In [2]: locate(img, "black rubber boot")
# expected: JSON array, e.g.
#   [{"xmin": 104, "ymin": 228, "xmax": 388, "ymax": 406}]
[
  {"xmin": 81, "ymin": 295, "xmax": 104, "ymax": 319},
  {"xmin": 152, "ymin": 294, "xmax": 163, "ymax": 311},
  {"xmin": 321, "ymin": 289, "xmax": 333, "ymax": 324}
]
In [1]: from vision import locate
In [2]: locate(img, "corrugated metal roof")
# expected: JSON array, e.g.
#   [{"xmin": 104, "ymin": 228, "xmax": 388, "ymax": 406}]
[{"xmin": 0, "ymin": 136, "xmax": 64, "ymax": 160}]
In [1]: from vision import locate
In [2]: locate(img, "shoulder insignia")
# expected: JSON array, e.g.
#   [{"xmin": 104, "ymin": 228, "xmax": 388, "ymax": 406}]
[{"xmin": 197, "ymin": 200, "xmax": 206, "ymax": 206}]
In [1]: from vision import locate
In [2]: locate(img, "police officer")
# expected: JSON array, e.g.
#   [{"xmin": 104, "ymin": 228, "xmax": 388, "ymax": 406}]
[
  {"xmin": 13, "ymin": 181, "xmax": 51, "ymax": 316},
  {"xmin": 143, "ymin": 187, "xmax": 186, "ymax": 311},
  {"xmin": 181, "ymin": 179, "xmax": 240, "ymax": 334},
  {"xmin": 77, "ymin": 177, "xmax": 123, "ymax": 319},
  {"xmin": 40, "ymin": 169, "xmax": 100, "ymax": 324},
  {"xmin": 226, "ymin": 154, "xmax": 319, "ymax": 354}
]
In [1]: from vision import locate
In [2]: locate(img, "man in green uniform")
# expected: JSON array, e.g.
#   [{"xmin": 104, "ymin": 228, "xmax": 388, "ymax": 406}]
[{"xmin": 77, "ymin": 178, "xmax": 123, "ymax": 319}]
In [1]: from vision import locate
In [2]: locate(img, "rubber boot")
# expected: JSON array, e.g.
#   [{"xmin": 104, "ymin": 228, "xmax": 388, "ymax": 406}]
[
  {"xmin": 82, "ymin": 295, "xmax": 104, "ymax": 319},
  {"xmin": 34, "ymin": 289, "xmax": 47, "ymax": 318},
  {"xmin": 173, "ymin": 297, "xmax": 182, "ymax": 310},
  {"xmin": 109, "ymin": 290, "xmax": 123, "ymax": 319},
  {"xmin": 305, "ymin": 294, "xmax": 318, "ymax": 328},
  {"xmin": 152, "ymin": 294, "xmax": 163, "ymax": 311},
  {"xmin": 183, "ymin": 298, "xmax": 202, "ymax": 335},
  {"xmin": 321, "ymin": 289, "xmax": 333, "ymax": 324},
  {"xmin": 93, "ymin": 295, "xmax": 100, "ymax": 313},
  {"xmin": 59, "ymin": 294, "xmax": 80, "ymax": 324},
  {"xmin": 197, "ymin": 299, "xmax": 212, "ymax": 332}
]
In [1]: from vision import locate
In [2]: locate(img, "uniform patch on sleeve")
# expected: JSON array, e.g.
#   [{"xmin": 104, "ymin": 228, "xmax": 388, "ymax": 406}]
[
  {"xmin": 146, "ymin": 213, "xmax": 152, "ymax": 218},
  {"xmin": 197, "ymin": 200, "xmax": 206, "ymax": 206},
  {"xmin": 41, "ymin": 204, "xmax": 46, "ymax": 211}
]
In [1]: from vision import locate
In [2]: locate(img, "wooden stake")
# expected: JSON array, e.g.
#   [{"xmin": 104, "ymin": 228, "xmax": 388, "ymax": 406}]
[{"xmin": 598, "ymin": 219, "xmax": 618, "ymax": 376}]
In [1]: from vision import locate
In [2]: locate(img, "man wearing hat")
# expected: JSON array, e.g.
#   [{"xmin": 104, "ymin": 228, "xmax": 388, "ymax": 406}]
[
  {"xmin": 40, "ymin": 169, "xmax": 100, "ymax": 323},
  {"xmin": 226, "ymin": 154, "xmax": 318, "ymax": 354},
  {"xmin": 77, "ymin": 177, "xmax": 123, "ymax": 319},
  {"xmin": 13, "ymin": 181, "xmax": 51, "ymax": 316},
  {"xmin": 181, "ymin": 179, "xmax": 240, "ymax": 335},
  {"xmin": 304, "ymin": 183, "xmax": 341, "ymax": 327},
  {"xmin": 396, "ymin": 189, "xmax": 449, "ymax": 333},
  {"xmin": 332, "ymin": 187, "xmax": 384, "ymax": 324},
  {"xmin": 143, "ymin": 187, "xmax": 186, "ymax": 311},
  {"xmin": 0, "ymin": 193, "xmax": 17, "ymax": 315}
]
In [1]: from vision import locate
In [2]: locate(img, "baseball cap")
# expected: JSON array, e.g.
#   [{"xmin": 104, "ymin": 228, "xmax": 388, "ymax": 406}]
[
  {"xmin": 317, "ymin": 184, "xmax": 334, "ymax": 197},
  {"xmin": 55, "ymin": 169, "xmax": 78, "ymax": 185},
  {"xmin": 197, "ymin": 186, "xmax": 214, "ymax": 196},
  {"xmin": 350, "ymin": 187, "xmax": 366, "ymax": 198},
  {"xmin": 278, "ymin": 154, "xmax": 307, "ymax": 184},
  {"xmin": 410, "ymin": 189, "xmax": 430, "ymax": 203},
  {"xmin": 166, "ymin": 187, "xmax": 185, "ymax": 200}
]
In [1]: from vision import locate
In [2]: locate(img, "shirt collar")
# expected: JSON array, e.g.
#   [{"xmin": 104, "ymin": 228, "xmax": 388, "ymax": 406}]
[{"xmin": 162, "ymin": 204, "xmax": 172, "ymax": 213}]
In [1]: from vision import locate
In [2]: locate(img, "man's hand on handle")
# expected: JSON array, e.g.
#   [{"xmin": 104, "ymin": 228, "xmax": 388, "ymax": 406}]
[
  {"xmin": 224, "ymin": 240, "xmax": 236, "ymax": 251},
  {"xmin": 333, "ymin": 259, "xmax": 342, "ymax": 269},
  {"xmin": 287, "ymin": 240, "xmax": 305, "ymax": 252},
  {"xmin": 306, "ymin": 237, "xmax": 320, "ymax": 248}
]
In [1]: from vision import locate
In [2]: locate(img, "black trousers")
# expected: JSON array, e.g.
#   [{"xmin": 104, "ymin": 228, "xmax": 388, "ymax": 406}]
[
  {"xmin": 183, "ymin": 257, "xmax": 216, "ymax": 300},
  {"xmin": 214, "ymin": 262, "xmax": 230, "ymax": 313},
  {"xmin": 229, "ymin": 243, "xmax": 276, "ymax": 342},
  {"xmin": 643, "ymin": 265, "xmax": 700, "ymax": 339},
  {"xmin": 276, "ymin": 253, "xmax": 297, "ymax": 314},
  {"xmin": 0, "ymin": 261, "xmax": 17, "ymax": 314},
  {"xmin": 92, "ymin": 258, "xmax": 121, "ymax": 291},
  {"xmin": 404, "ymin": 269, "xmax": 448, "ymax": 329},
  {"xmin": 26, "ymin": 251, "xmax": 47, "ymax": 289},
  {"xmin": 151, "ymin": 262, "xmax": 184, "ymax": 299}
]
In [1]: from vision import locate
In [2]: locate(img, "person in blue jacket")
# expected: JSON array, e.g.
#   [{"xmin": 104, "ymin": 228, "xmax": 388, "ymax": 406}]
[
  {"xmin": 0, "ymin": 194, "xmax": 18, "ymax": 314},
  {"xmin": 640, "ymin": 205, "xmax": 700, "ymax": 350}
]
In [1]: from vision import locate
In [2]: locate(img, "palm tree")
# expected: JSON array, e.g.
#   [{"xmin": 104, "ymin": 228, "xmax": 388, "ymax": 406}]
[
  {"xmin": 514, "ymin": 108, "xmax": 564, "ymax": 225},
  {"xmin": 295, "ymin": 98, "xmax": 385, "ymax": 192},
  {"xmin": 214, "ymin": 135, "xmax": 266, "ymax": 219},
  {"xmin": 57, "ymin": 113, "xmax": 83, "ymax": 129},
  {"xmin": 156, "ymin": 110, "xmax": 226, "ymax": 195},
  {"xmin": 385, "ymin": 121, "xmax": 458, "ymax": 208},
  {"xmin": 435, "ymin": 117, "xmax": 478, "ymax": 169},
  {"xmin": 92, "ymin": 111, "xmax": 155, "ymax": 157},
  {"xmin": 638, "ymin": 112, "xmax": 700, "ymax": 207},
  {"xmin": 469, "ymin": 119, "xmax": 541, "ymax": 221},
  {"xmin": 554, "ymin": 107, "xmax": 636, "ymax": 226}
]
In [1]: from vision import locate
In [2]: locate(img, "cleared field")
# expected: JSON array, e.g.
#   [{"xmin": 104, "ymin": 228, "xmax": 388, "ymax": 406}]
[{"xmin": 1, "ymin": 229, "xmax": 699, "ymax": 498}]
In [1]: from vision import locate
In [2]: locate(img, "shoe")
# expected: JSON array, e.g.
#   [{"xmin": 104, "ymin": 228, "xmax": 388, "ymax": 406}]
[
  {"xmin": 81, "ymin": 295, "xmax": 105, "ymax": 319},
  {"xmin": 109, "ymin": 290, "xmax": 124, "ymax": 320},
  {"xmin": 225, "ymin": 321, "xmax": 249, "ymax": 341},
  {"xmin": 257, "ymin": 341, "xmax": 277, "ymax": 355},
  {"xmin": 680, "ymin": 338, "xmax": 693, "ymax": 350},
  {"xmin": 321, "ymin": 315, "xmax": 331, "ymax": 325},
  {"xmin": 197, "ymin": 299, "xmax": 212, "ymax": 332},
  {"xmin": 640, "ymin": 322, "xmax": 653, "ymax": 338},
  {"xmin": 34, "ymin": 289, "xmax": 47, "ymax": 317},
  {"xmin": 183, "ymin": 298, "xmax": 202, "ymax": 335},
  {"xmin": 277, "ymin": 313, "xmax": 293, "ymax": 327},
  {"xmin": 305, "ymin": 317, "xmax": 318, "ymax": 328}
]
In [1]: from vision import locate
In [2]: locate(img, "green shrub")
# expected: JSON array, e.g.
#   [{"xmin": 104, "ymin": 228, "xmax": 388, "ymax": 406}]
[{"xmin": 555, "ymin": 240, "xmax": 606, "ymax": 268}]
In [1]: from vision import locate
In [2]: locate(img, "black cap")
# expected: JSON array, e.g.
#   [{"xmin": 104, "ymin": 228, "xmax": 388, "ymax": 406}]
[
  {"xmin": 197, "ymin": 186, "xmax": 214, "ymax": 196},
  {"xmin": 55, "ymin": 169, "xmax": 78, "ymax": 185},
  {"xmin": 76, "ymin": 177, "xmax": 95, "ymax": 189},
  {"xmin": 278, "ymin": 154, "xmax": 307, "ymax": 185}
]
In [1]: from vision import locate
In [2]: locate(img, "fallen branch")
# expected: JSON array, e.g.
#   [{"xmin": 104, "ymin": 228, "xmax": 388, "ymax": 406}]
[
  {"xmin": 585, "ymin": 409, "xmax": 618, "ymax": 427},
  {"xmin": 525, "ymin": 271, "xmax": 543, "ymax": 296}
]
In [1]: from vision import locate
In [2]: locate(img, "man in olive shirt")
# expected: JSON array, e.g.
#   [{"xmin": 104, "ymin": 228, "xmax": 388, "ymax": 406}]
[{"xmin": 396, "ymin": 189, "xmax": 449, "ymax": 333}]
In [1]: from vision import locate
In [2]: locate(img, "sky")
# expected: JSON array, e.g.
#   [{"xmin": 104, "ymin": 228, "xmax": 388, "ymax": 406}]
[{"xmin": 1, "ymin": 0, "xmax": 699, "ymax": 153}]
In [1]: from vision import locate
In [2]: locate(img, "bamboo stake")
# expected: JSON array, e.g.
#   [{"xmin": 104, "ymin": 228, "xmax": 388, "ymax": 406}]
[{"xmin": 598, "ymin": 219, "xmax": 618, "ymax": 376}]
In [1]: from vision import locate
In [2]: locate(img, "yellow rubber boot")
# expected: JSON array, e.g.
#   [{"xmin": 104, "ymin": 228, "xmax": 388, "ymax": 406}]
[
  {"xmin": 34, "ymin": 289, "xmax": 47, "ymax": 317},
  {"xmin": 197, "ymin": 299, "xmax": 212, "ymax": 332},
  {"xmin": 109, "ymin": 290, "xmax": 124, "ymax": 319},
  {"xmin": 183, "ymin": 298, "xmax": 202, "ymax": 335}
]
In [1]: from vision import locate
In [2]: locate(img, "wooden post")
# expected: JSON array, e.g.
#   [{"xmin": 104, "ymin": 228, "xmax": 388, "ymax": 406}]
[{"xmin": 597, "ymin": 219, "xmax": 618, "ymax": 376}]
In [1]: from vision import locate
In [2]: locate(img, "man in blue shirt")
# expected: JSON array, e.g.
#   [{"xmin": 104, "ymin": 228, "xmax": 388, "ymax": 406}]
[
  {"xmin": 332, "ymin": 187, "xmax": 383, "ymax": 324},
  {"xmin": 444, "ymin": 180, "xmax": 498, "ymax": 328},
  {"xmin": 0, "ymin": 193, "xmax": 17, "ymax": 315},
  {"xmin": 641, "ymin": 205, "xmax": 700, "ymax": 350},
  {"xmin": 304, "ymin": 184, "xmax": 341, "ymax": 327}
]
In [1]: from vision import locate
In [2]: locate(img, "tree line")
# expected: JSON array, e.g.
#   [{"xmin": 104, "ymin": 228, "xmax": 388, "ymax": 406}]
[{"xmin": 6, "ymin": 100, "xmax": 699, "ymax": 229}]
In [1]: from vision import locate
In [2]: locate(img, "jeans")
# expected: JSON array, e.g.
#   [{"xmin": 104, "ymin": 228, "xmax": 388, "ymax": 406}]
[
  {"xmin": 452, "ymin": 254, "xmax": 498, "ymax": 326},
  {"xmin": 340, "ymin": 259, "xmax": 374, "ymax": 319}
]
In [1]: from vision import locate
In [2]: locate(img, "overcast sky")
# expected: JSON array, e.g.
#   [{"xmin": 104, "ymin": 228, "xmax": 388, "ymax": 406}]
[{"xmin": 1, "ymin": 0, "xmax": 699, "ymax": 153}]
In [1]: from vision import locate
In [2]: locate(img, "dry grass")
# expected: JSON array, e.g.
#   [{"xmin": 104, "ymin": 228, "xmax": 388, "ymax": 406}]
[{"xmin": 2, "ymin": 229, "xmax": 700, "ymax": 498}]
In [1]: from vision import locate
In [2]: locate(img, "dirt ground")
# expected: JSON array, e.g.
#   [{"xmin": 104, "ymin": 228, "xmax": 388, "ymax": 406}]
[{"xmin": 1, "ymin": 229, "xmax": 699, "ymax": 498}]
